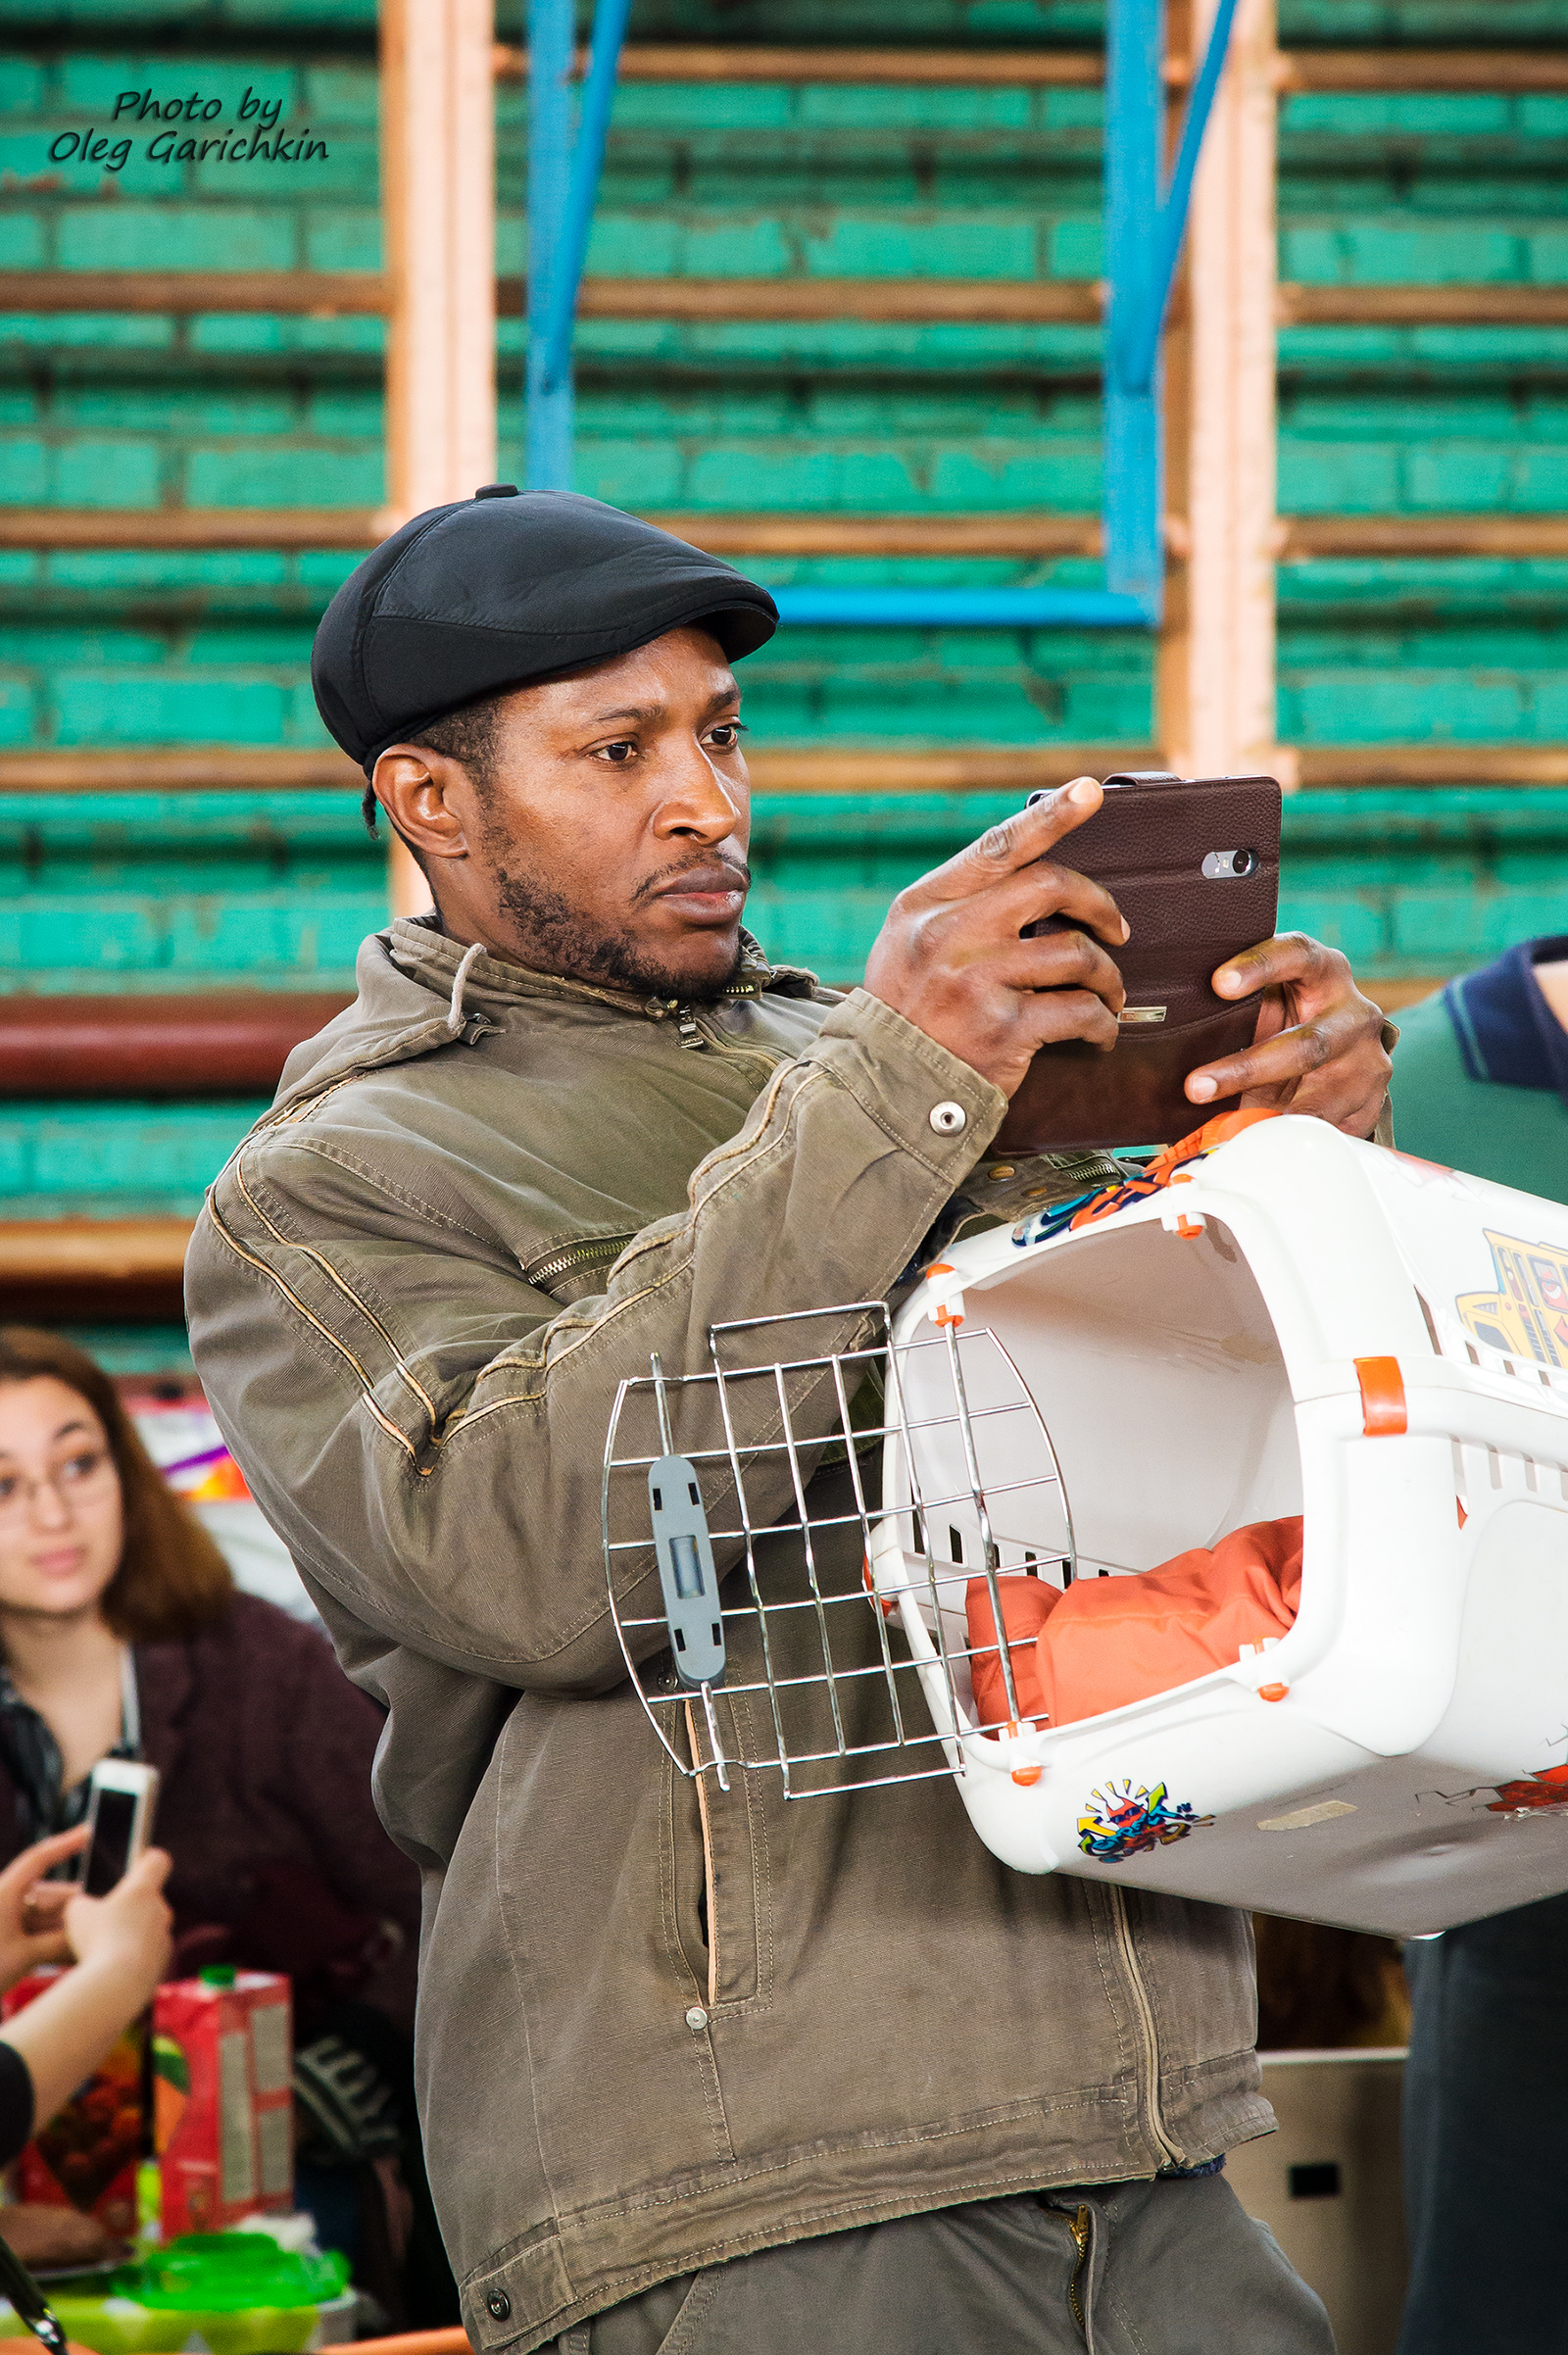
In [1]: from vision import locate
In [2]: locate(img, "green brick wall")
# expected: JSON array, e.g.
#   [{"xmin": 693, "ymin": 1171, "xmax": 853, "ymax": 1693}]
[{"xmin": 2, "ymin": 0, "xmax": 1567, "ymax": 1369}]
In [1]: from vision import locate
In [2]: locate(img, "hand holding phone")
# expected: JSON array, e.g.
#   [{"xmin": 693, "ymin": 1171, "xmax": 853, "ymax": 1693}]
[
  {"xmin": 63, "ymin": 1846, "xmax": 172, "ymax": 1999},
  {"xmin": 862, "ymin": 779, "xmax": 1132, "ymax": 1098},
  {"xmin": 996, "ymin": 769, "xmax": 1283, "ymax": 1151}
]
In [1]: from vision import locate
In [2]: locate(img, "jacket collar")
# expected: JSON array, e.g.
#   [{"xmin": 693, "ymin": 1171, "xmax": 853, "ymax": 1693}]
[
  {"xmin": 269, "ymin": 919, "xmax": 819, "ymax": 1119},
  {"xmin": 1446, "ymin": 934, "xmax": 1568, "ymax": 1105}
]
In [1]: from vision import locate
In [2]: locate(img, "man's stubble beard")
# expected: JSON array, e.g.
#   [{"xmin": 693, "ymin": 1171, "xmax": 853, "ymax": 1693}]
[{"xmin": 488, "ymin": 861, "xmax": 744, "ymax": 1004}]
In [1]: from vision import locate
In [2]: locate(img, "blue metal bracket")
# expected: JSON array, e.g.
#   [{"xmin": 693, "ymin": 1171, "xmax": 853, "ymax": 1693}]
[
  {"xmin": 526, "ymin": 0, "xmax": 1239, "ymax": 625},
  {"xmin": 526, "ymin": 0, "xmax": 632, "ymax": 491},
  {"xmin": 769, "ymin": 587, "xmax": 1152, "ymax": 628},
  {"xmin": 1102, "ymin": 0, "xmax": 1242, "ymax": 622}
]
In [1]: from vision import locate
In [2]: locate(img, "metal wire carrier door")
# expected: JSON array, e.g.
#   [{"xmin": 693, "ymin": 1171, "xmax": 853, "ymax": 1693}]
[{"xmin": 601, "ymin": 1302, "xmax": 1077, "ymax": 1798}]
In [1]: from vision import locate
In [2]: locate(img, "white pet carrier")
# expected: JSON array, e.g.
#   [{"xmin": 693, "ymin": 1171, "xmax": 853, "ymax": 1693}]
[{"xmin": 606, "ymin": 1115, "xmax": 1568, "ymax": 1937}]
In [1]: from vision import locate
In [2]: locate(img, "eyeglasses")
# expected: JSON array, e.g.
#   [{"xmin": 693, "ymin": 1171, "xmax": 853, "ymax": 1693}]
[{"xmin": 0, "ymin": 1447, "xmax": 119, "ymax": 1530}]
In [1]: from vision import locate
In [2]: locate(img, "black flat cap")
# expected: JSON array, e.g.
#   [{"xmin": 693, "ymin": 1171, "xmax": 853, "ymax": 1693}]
[{"xmin": 313, "ymin": 487, "xmax": 779, "ymax": 773}]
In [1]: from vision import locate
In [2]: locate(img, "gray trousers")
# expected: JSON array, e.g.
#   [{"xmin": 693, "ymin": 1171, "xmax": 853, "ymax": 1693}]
[{"xmin": 554, "ymin": 2174, "xmax": 1335, "ymax": 2355}]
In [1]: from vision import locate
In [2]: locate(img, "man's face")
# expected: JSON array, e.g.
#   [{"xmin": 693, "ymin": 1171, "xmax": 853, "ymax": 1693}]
[{"xmin": 376, "ymin": 626, "xmax": 753, "ymax": 1001}]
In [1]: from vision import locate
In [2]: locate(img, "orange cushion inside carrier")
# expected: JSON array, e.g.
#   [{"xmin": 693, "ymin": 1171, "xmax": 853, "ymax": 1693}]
[{"xmin": 965, "ymin": 1516, "xmax": 1303, "ymax": 1731}]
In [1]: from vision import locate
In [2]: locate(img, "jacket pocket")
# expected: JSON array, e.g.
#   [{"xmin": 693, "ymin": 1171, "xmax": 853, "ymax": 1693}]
[{"xmin": 685, "ymin": 1691, "xmax": 771, "ymax": 2013}]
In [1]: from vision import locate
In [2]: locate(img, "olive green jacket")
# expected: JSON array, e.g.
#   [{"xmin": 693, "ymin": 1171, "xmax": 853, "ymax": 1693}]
[{"xmin": 185, "ymin": 917, "xmax": 1269, "ymax": 2351}]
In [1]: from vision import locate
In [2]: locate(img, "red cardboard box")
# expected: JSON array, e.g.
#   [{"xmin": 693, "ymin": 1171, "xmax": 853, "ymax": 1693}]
[
  {"xmin": 1, "ymin": 1968, "xmax": 144, "ymax": 2235},
  {"xmin": 152, "ymin": 1971, "xmax": 292, "ymax": 2235}
]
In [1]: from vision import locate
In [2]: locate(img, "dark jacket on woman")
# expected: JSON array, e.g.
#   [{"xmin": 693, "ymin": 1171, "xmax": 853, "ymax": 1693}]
[{"xmin": 0, "ymin": 1592, "xmax": 419, "ymax": 2036}]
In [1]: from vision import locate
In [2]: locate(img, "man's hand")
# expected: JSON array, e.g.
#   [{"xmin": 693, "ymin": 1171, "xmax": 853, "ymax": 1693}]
[
  {"xmin": 863, "ymin": 779, "xmax": 1130, "ymax": 1097},
  {"xmin": 1187, "ymin": 934, "xmax": 1391, "ymax": 1137}
]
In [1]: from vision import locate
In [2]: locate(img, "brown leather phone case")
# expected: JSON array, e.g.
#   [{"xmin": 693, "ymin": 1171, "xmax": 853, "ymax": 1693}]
[{"xmin": 995, "ymin": 769, "xmax": 1282, "ymax": 1153}]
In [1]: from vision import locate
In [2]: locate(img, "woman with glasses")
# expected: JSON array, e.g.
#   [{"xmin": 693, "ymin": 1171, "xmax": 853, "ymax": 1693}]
[{"xmin": 0, "ymin": 1329, "xmax": 446, "ymax": 2325}]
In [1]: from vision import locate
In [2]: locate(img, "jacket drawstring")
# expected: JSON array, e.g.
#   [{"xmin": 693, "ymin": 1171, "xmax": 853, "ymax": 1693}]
[{"xmin": 447, "ymin": 940, "xmax": 484, "ymax": 1033}]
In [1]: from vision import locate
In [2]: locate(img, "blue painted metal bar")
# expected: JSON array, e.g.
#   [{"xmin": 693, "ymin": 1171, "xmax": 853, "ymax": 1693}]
[
  {"xmin": 1102, "ymin": 0, "xmax": 1164, "ymax": 620},
  {"xmin": 1118, "ymin": 0, "xmax": 1244, "ymax": 394},
  {"xmin": 524, "ymin": 0, "xmax": 575, "ymax": 490},
  {"xmin": 542, "ymin": 0, "xmax": 634, "ymax": 399},
  {"xmin": 771, "ymin": 588, "xmax": 1149, "ymax": 627},
  {"xmin": 519, "ymin": 0, "xmax": 1234, "ymax": 630}
]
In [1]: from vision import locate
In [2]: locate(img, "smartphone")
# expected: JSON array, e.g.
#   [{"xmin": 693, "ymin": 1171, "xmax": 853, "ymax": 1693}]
[
  {"xmin": 998, "ymin": 769, "xmax": 1283, "ymax": 1152},
  {"xmin": 80, "ymin": 1759, "xmax": 160, "ymax": 1897}
]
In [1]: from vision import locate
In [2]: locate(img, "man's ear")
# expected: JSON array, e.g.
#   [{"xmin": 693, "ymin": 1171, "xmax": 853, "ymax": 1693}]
[{"xmin": 371, "ymin": 746, "xmax": 472, "ymax": 869}]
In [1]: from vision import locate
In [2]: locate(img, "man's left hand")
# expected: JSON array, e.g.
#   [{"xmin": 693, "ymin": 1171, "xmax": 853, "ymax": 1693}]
[{"xmin": 1185, "ymin": 935, "xmax": 1391, "ymax": 1138}]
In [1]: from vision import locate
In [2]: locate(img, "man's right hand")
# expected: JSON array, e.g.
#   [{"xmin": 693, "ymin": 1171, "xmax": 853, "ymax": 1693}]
[{"xmin": 862, "ymin": 778, "xmax": 1129, "ymax": 1099}]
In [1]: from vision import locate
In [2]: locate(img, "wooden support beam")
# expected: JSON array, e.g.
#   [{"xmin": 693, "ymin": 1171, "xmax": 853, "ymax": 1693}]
[
  {"xmin": 749, "ymin": 748, "xmax": 1157, "ymax": 791},
  {"xmin": 15, "ymin": 275, "xmax": 1568, "ymax": 333},
  {"xmin": 0, "ymin": 510, "xmax": 389, "ymax": 552},
  {"xmin": 382, "ymin": 0, "xmax": 495, "ymax": 524},
  {"xmin": 0, "ymin": 1219, "xmax": 193, "ymax": 1284},
  {"xmin": 0, "ymin": 271, "xmax": 390, "ymax": 315},
  {"xmin": 492, "ymin": 43, "xmax": 1105, "ymax": 84},
  {"xmin": 18, "ymin": 510, "xmax": 1568, "ymax": 561},
  {"xmin": 1278, "ymin": 50, "xmax": 1568, "ymax": 93},
  {"xmin": 11, "ymin": 511, "xmax": 1568, "ymax": 560},
  {"xmin": 1164, "ymin": 0, "xmax": 1281, "ymax": 785},
  {"xmin": 569, "ymin": 278, "xmax": 1104, "ymax": 323},
  {"xmin": 646, "ymin": 513, "xmax": 1103, "ymax": 556},
  {"xmin": 0, "ymin": 747, "xmax": 1154, "ymax": 797},
  {"xmin": 1280, "ymin": 283, "xmax": 1568, "ymax": 327},
  {"xmin": 6, "ymin": 744, "xmax": 1566, "ymax": 796},
  {"xmin": 1281, "ymin": 515, "xmax": 1568, "ymax": 559},
  {"xmin": 0, "ymin": 1219, "xmax": 193, "ymax": 1326},
  {"xmin": 1, "ymin": 271, "xmax": 1106, "ymax": 327},
  {"xmin": 1297, "ymin": 746, "xmax": 1568, "ymax": 788},
  {"xmin": 380, "ymin": 0, "xmax": 494, "ymax": 918},
  {"xmin": 492, "ymin": 43, "xmax": 1568, "ymax": 93},
  {"xmin": 0, "ymin": 749, "xmax": 362, "ymax": 792}
]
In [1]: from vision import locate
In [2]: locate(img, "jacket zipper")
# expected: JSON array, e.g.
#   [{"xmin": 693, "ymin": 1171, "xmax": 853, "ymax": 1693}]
[
  {"xmin": 522, "ymin": 1234, "xmax": 635, "ymax": 1293},
  {"xmin": 1106, "ymin": 1886, "xmax": 1184, "ymax": 2167},
  {"xmin": 1066, "ymin": 2203, "xmax": 1092, "ymax": 2337},
  {"xmin": 669, "ymin": 1000, "xmax": 789, "ymax": 1083}
]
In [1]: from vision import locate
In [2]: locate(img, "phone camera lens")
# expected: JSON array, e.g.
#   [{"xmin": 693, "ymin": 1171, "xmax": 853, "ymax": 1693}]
[{"xmin": 1232, "ymin": 849, "xmax": 1258, "ymax": 876}]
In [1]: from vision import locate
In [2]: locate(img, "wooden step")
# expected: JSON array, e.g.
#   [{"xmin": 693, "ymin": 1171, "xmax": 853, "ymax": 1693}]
[
  {"xmin": 0, "ymin": 1218, "xmax": 193, "ymax": 1326},
  {"xmin": 1279, "ymin": 283, "xmax": 1568, "ymax": 327},
  {"xmin": 0, "ymin": 270, "xmax": 1103, "ymax": 323},
  {"xmin": 491, "ymin": 44, "xmax": 1568, "ymax": 94},
  {"xmin": 0, "ymin": 746, "xmax": 1149, "ymax": 795},
  {"xmin": 10, "ymin": 272, "xmax": 1562, "ymax": 330},
  {"xmin": 10, "ymin": 511, "xmax": 1568, "ymax": 558},
  {"xmin": 4, "ymin": 746, "xmax": 1564, "ymax": 795}
]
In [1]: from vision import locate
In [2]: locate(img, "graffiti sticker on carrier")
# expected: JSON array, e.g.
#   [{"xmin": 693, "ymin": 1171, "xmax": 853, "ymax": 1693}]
[
  {"xmin": 1456, "ymin": 1229, "xmax": 1568, "ymax": 1368},
  {"xmin": 1078, "ymin": 1779, "xmax": 1215, "ymax": 1863}
]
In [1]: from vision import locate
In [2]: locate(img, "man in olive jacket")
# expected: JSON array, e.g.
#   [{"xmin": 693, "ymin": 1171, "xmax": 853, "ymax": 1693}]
[{"xmin": 187, "ymin": 492, "xmax": 1390, "ymax": 2354}]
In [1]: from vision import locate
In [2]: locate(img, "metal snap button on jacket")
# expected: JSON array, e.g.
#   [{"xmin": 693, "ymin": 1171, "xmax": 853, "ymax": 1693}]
[
  {"xmin": 929, "ymin": 1101, "xmax": 967, "ymax": 1135},
  {"xmin": 685, "ymin": 2006, "xmax": 709, "ymax": 2031},
  {"xmin": 487, "ymin": 2292, "xmax": 511, "ymax": 2320}
]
